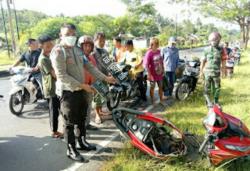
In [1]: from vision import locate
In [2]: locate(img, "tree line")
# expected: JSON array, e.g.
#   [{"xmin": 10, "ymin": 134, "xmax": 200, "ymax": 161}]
[{"xmin": 0, "ymin": 0, "xmax": 240, "ymax": 55}]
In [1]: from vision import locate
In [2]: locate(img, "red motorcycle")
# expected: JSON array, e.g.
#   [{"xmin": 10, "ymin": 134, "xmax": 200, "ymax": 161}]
[
  {"xmin": 199, "ymin": 105, "xmax": 250, "ymax": 166},
  {"xmin": 112, "ymin": 107, "xmax": 188, "ymax": 159}
]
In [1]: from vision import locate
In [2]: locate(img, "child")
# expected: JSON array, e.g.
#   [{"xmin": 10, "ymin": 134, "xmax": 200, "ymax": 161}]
[{"xmin": 37, "ymin": 35, "xmax": 63, "ymax": 138}]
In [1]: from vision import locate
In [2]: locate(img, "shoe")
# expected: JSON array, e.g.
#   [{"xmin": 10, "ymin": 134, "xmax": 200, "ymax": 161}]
[
  {"xmin": 77, "ymin": 136, "xmax": 97, "ymax": 151},
  {"xmin": 86, "ymin": 124, "xmax": 98, "ymax": 130},
  {"xmin": 67, "ymin": 144, "xmax": 88, "ymax": 162}
]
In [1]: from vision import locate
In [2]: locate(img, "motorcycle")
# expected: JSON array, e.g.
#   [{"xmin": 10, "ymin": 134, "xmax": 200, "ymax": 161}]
[
  {"xmin": 232, "ymin": 47, "xmax": 241, "ymax": 65},
  {"xmin": 92, "ymin": 64, "xmax": 141, "ymax": 111},
  {"xmin": 9, "ymin": 66, "xmax": 43, "ymax": 116},
  {"xmin": 112, "ymin": 107, "xmax": 188, "ymax": 159},
  {"xmin": 173, "ymin": 57, "xmax": 200, "ymax": 101},
  {"xmin": 92, "ymin": 81, "xmax": 200, "ymax": 159},
  {"xmin": 199, "ymin": 104, "xmax": 250, "ymax": 166},
  {"xmin": 226, "ymin": 57, "xmax": 235, "ymax": 78},
  {"xmin": 107, "ymin": 64, "xmax": 142, "ymax": 110}
]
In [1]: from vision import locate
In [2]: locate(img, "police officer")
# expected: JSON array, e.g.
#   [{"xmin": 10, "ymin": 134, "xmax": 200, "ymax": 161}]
[
  {"xmin": 200, "ymin": 32, "xmax": 223, "ymax": 107},
  {"xmin": 50, "ymin": 23, "xmax": 116, "ymax": 162}
]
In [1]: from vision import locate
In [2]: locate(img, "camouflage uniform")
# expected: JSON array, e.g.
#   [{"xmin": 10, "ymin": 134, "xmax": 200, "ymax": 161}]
[{"xmin": 202, "ymin": 46, "xmax": 222, "ymax": 105}]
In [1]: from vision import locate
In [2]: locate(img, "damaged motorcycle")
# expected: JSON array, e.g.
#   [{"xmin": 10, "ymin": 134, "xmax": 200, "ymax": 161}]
[{"xmin": 199, "ymin": 104, "xmax": 250, "ymax": 166}]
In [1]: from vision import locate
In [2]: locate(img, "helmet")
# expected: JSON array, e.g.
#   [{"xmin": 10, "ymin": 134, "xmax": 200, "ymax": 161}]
[
  {"xmin": 208, "ymin": 32, "xmax": 221, "ymax": 42},
  {"xmin": 78, "ymin": 36, "xmax": 94, "ymax": 48},
  {"xmin": 168, "ymin": 36, "xmax": 177, "ymax": 43}
]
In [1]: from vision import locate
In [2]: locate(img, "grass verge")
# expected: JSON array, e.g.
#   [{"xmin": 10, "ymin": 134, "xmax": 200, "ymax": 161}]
[
  {"xmin": 0, "ymin": 51, "xmax": 15, "ymax": 70},
  {"xmin": 101, "ymin": 49, "xmax": 250, "ymax": 171}
]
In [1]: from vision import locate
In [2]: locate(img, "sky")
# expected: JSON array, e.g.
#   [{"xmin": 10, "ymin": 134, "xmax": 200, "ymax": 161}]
[{"xmin": 3, "ymin": 0, "xmax": 239, "ymax": 30}]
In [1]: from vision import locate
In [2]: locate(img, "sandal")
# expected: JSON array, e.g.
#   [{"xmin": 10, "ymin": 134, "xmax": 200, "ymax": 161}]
[
  {"xmin": 95, "ymin": 117, "xmax": 102, "ymax": 124},
  {"xmin": 52, "ymin": 132, "xmax": 64, "ymax": 138}
]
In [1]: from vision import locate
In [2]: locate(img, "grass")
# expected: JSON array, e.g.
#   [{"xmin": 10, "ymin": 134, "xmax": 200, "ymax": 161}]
[
  {"xmin": 0, "ymin": 51, "xmax": 16, "ymax": 70},
  {"xmin": 101, "ymin": 49, "xmax": 250, "ymax": 171}
]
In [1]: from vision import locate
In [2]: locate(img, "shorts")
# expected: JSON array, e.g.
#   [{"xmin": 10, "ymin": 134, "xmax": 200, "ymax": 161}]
[{"xmin": 150, "ymin": 80, "xmax": 163, "ymax": 88}]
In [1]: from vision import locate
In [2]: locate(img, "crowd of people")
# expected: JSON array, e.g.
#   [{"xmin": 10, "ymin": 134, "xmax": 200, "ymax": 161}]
[{"xmin": 10, "ymin": 22, "xmax": 241, "ymax": 162}]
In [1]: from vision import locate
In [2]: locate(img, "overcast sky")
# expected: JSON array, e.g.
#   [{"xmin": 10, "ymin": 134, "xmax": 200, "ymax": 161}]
[{"xmin": 2, "ymin": 0, "xmax": 239, "ymax": 30}]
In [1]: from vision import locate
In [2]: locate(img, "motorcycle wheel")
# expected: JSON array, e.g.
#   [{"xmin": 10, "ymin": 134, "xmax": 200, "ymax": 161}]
[
  {"xmin": 107, "ymin": 92, "xmax": 121, "ymax": 111},
  {"xmin": 175, "ymin": 82, "xmax": 190, "ymax": 101},
  {"xmin": 9, "ymin": 91, "xmax": 24, "ymax": 116}
]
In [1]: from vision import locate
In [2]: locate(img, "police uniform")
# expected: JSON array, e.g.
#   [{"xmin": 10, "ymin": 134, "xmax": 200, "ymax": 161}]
[
  {"xmin": 50, "ymin": 44, "xmax": 106, "ymax": 154},
  {"xmin": 202, "ymin": 46, "xmax": 222, "ymax": 105}
]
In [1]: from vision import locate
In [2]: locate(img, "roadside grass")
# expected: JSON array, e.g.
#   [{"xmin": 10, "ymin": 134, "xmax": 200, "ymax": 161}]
[
  {"xmin": 0, "ymin": 51, "xmax": 15, "ymax": 70},
  {"xmin": 102, "ymin": 49, "xmax": 250, "ymax": 171}
]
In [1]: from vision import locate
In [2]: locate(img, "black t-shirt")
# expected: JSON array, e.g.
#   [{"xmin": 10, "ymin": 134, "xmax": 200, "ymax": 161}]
[{"xmin": 19, "ymin": 49, "xmax": 41, "ymax": 68}]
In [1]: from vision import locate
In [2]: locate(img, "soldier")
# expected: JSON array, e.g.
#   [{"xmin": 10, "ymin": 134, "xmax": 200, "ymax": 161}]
[
  {"xmin": 50, "ymin": 23, "xmax": 115, "ymax": 162},
  {"xmin": 200, "ymin": 32, "xmax": 224, "ymax": 107}
]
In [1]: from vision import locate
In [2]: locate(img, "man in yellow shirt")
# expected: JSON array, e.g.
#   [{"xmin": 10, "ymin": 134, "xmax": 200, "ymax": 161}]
[{"xmin": 121, "ymin": 40, "xmax": 147, "ymax": 101}]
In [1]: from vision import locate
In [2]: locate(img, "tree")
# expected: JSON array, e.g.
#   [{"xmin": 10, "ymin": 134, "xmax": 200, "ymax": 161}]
[
  {"xmin": 119, "ymin": 0, "xmax": 160, "ymax": 37},
  {"xmin": 18, "ymin": 17, "xmax": 77, "ymax": 51},
  {"xmin": 77, "ymin": 15, "xmax": 114, "ymax": 39},
  {"xmin": 180, "ymin": 0, "xmax": 250, "ymax": 49}
]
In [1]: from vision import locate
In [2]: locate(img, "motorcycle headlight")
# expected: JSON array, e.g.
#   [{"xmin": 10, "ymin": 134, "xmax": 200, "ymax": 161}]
[{"xmin": 225, "ymin": 145, "xmax": 250, "ymax": 152}]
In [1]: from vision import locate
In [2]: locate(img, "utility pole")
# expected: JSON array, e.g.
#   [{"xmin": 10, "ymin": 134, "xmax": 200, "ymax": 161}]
[
  {"xmin": 6, "ymin": 0, "xmax": 16, "ymax": 56},
  {"xmin": 12, "ymin": 0, "xmax": 19, "ymax": 40},
  {"xmin": 0, "ymin": 0, "xmax": 10, "ymax": 57}
]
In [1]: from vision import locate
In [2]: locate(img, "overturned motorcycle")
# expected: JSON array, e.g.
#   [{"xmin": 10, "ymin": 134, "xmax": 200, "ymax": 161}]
[
  {"xmin": 92, "ymin": 80, "xmax": 199, "ymax": 159},
  {"xmin": 112, "ymin": 107, "xmax": 189, "ymax": 158}
]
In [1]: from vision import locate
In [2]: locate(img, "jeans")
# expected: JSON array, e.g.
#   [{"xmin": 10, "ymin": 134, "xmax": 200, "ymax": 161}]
[{"xmin": 164, "ymin": 72, "xmax": 175, "ymax": 96}]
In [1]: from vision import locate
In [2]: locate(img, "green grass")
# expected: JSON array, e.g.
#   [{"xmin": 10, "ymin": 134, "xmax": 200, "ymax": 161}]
[
  {"xmin": 0, "ymin": 51, "xmax": 16, "ymax": 70},
  {"xmin": 102, "ymin": 49, "xmax": 250, "ymax": 171}
]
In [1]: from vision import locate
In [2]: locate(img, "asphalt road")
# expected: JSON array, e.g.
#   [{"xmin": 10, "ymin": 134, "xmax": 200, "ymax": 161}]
[{"xmin": 0, "ymin": 47, "xmax": 205, "ymax": 171}]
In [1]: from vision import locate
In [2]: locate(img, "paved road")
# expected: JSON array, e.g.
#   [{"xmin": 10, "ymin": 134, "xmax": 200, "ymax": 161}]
[{"xmin": 0, "ymin": 47, "xmax": 205, "ymax": 171}]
